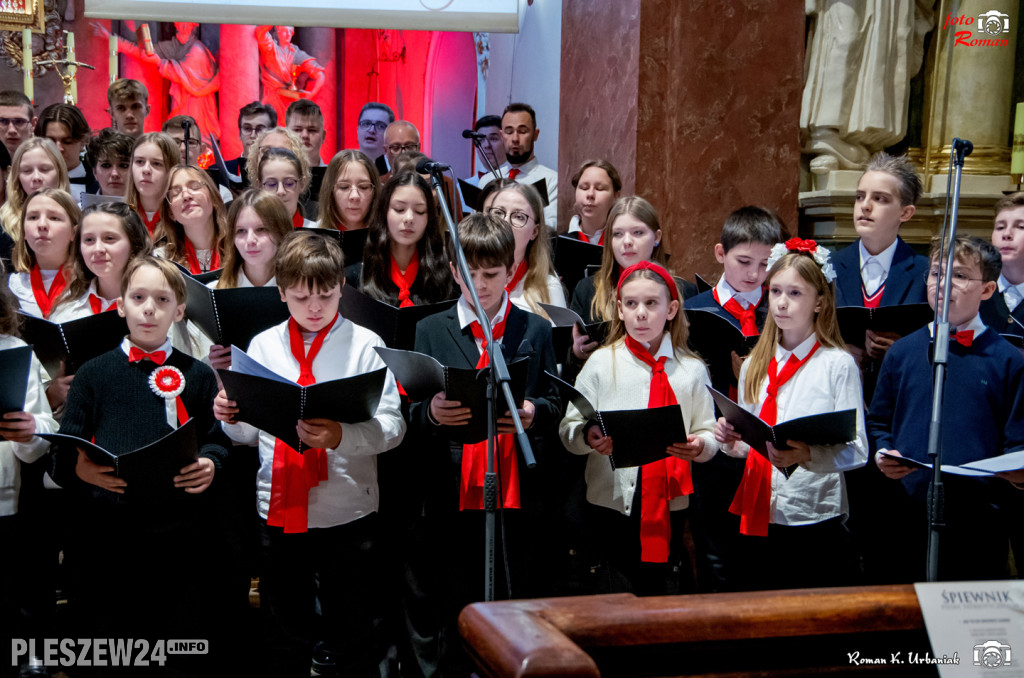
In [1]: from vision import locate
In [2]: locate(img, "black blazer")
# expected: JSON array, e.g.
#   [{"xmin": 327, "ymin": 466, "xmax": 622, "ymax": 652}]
[
  {"xmin": 981, "ymin": 291, "xmax": 1024, "ymax": 335},
  {"xmin": 833, "ymin": 237, "xmax": 929, "ymax": 308}
]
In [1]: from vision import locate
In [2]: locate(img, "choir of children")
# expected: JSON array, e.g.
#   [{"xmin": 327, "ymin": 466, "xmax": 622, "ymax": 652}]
[{"xmin": 1, "ymin": 85, "xmax": 1023, "ymax": 678}]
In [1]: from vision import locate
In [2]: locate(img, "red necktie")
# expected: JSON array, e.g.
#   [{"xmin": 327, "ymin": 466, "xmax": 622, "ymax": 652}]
[
  {"xmin": 88, "ymin": 294, "xmax": 116, "ymax": 315},
  {"xmin": 713, "ymin": 288, "xmax": 759, "ymax": 337},
  {"xmin": 507, "ymin": 168, "xmax": 520, "ymax": 181},
  {"xmin": 505, "ymin": 260, "xmax": 528, "ymax": 294},
  {"xmin": 951, "ymin": 329, "xmax": 974, "ymax": 347},
  {"xmin": 729, "ymin": 341, "xmax": 821, "ymax": 537},
  {"xmin": 461, "ymin": 299, "xmax": 520, "ymax": 510},
  {"xmin": 183, "ymin": 239, "xmax": 220, "ymax": 275},
  {"xmin": 137, "ymin": 208, "xmax": 160, "ymax": 235},
  {"xmin": 267, "ymin": 314, "xmax": 338, "ymax": 533},
  {"xmin": 623, "ymin": 335, "xmax": 692, "ymax": 563},
  {"xmin": 389, "ymin": 252, "xmax": 420, "ymax": 308},
  {"xmin": 292, "ymin": 210, "xmax": 304, "ymax": 229},
  {"xmin": 128, "ymin": 347, "xmax": 167, "ymax": 365},
  {"xmin": 30, "ymin": 266, "xmax": 67, "ymax": 319}
]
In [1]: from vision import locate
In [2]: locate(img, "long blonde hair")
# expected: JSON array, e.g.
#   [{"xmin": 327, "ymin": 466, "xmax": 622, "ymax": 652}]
[
  {"xmin": 743, "ymin": 252, "xmax": 845, "ymax": 404},
  {"xmin": 1, "ymin": 138, "xmax": 71, "ymax": 238},
  {"xmin": 125, "ymin": 132, "xmax": 180, "ymax": 213},
  {"xmin": 591, "ymin": 196, "xmax": 670, "ymax": 322},
  {"xmin": 12, "ymin": 188, "xmax": 79, "ymax": 273},
  {"xmin": 491, "ymin": 181, "xmax": 558, "ymax": 314},
  {"xmin": 153, "ymin": 165, "xmax": 230, "ymax": 268}
]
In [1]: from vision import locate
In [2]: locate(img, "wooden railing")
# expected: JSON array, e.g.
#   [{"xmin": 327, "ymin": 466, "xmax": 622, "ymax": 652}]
[{"xmin": 460, "ymin": 585, "xmax": 936, "ymax": 677}]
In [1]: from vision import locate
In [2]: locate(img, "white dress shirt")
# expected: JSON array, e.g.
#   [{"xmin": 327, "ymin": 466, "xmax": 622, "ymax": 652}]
[
  {"xmin": 859, "ymin": 239, "xmax": 898, "ymax": 297},
  {"xmin": 726, "ymin": 333, "xmax": 868, "ymax": 526},
  {"xmin": 507, "ymin": 272, "xmax": 566, "ymax": 318},
  {"xmin": 221, "ymin": 315, "xmax": 405, "ymax": 529},
  {"xmin": 714, "ymin": 276, "xmax": 763, "ymax": 309},
  {"xmin": 9, "ymin": 269, "xmax": 60, "ymax": 319},
  {"xmin": 998, "ymin": 274, "xmax": 1024, "ymax": 313},
  {"xmin": 49, "ymin": 280, "xmax": 118, "ymax": 323}
]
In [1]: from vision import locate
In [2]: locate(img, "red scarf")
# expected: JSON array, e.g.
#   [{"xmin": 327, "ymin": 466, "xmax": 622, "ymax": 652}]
[
  {"xmin": 138, "ymin": 208, "xmax": 160, "ymax": 235},
  {"xmin": 461, "ymin": 299, "xmax": 520, "ymax": 510},
  {"xmin": 267, "ymin": 314, "xmax": 338, "ymax": 533},
  {"xmin": 88, "ymin": 294, "xmax": 117, "ymax": 315},
  {"xmin": 390, "ymin": 251, "xmax": 419, "ymax": 308},
  {"xmin": 713, "ymin": 287, "xmax": 760, "ymax": 337},
  {"xmin": 30, "ymin": 265, "xmax": 67, "ymax": 319},
  {"xmin": 623, "ymin": 334, "xmax": 692, "ymax": 562},
  {"xmin": 862, "ymin": 284, "xmax": 884, "ymax": 309},
  {"xmin": 729, "ymin": 341, "xmax": 821, "ymax": 536},
  {"xmin": 292, "ymin": 210, "xmax": 304, "ymax": 229},
  {"xmin": 575, "ymin": 229, "xmax": 604, "ymax": 246},
  {"xmin": 505, "ymin": 260, "xmax": 528, "ymax": 294},
  {"xmin": 183, "ymin": 239, "xmax": 220, "ymax": 275}
]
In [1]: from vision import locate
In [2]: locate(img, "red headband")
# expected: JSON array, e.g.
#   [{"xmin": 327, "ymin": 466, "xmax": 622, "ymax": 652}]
[{"xmin": 616, "ymin": 261, "xmax": 678, "ymax": 301}]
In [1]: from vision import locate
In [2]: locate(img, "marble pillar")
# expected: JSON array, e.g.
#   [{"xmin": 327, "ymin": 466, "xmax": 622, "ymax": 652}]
[
  {"xmin": 559, "ymin": 0, "xmax": 804, "ymax": 278},
  {"xmin": 923, "ymin": 0, "xmax": 1018, "ymax": 177}
]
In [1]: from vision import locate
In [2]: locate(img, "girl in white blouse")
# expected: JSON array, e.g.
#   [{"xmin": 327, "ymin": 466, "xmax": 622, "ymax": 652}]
[{"xmin": 714, "ymin": 240, "xmax": 867, "ymax": 590}]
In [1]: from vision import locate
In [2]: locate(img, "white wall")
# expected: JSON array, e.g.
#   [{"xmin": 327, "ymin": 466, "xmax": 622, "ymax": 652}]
[{"xmin": 484, "ymin": 0, "xmax": 562, "ymax": 170}]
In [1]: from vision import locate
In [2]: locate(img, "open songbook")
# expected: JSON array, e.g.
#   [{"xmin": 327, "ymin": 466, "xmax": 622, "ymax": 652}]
[
  {"xmin": 182, "ymin": 274, "xmax": 290, "ymax": 350},
  {"xmin": 0, "ymin": 345, "xmax": 31, "ymax": 416},
  {"xmin": 538, "ymin": 303, "xmax": 609, "ymax": 359},
  {"xmin": 40, "ymin": 418, "xmax": 198, "ymax": 498},
  {"xmin": 339, "ymin": 286, "xmax": 457, "ymax": 350},
  {"xmin": 19, "ymin": 311, "xmax": 128, "ymax": 378},
  {"xmin": 552, "ymin": 236, "xmax": 603, "ymax": 299},
  {"xmin": 304, "ymin": 227, "xmax": 368, "ymax": 268},
  {"xmin": 218, "ymin": 346, "xmax": 386, "ymax": 452},
  {"xmin": 836, "ymin": 303, "xmax": 934, "ymax": 346},
  {"xmin": 880, "ymin": 451, "xmax": 1024, "ymax": 477},
  {"xmin": 548, "ymin": 371, "xmax": 687, "ymax": 470},
  {"xmin": 374, "ymin": 347, "xmax": 528, "ymax": 444}
]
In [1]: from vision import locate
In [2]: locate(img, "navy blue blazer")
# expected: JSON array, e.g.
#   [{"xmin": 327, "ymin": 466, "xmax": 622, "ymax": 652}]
[
  {"xmin": 980, "ymin": 292, "xmax": 1024, "ymax": 335},
  {"xmin": 833, "ymin": 237, "xmax": 929, "ymax": 308}
]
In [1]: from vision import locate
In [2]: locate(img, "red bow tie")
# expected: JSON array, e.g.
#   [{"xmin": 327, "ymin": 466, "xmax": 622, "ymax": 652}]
[
  {"xmin": 951, "ymin": 329, "xmax": 974, "ymax": 347},
  {"xmin": 128, "ymin": 347, "xmax": 167, "ymax": 365}
]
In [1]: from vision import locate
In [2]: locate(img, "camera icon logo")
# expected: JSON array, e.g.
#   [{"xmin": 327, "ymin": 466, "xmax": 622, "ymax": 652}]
[
  {"xmin": 978, "ymin": 10, "xmax": 1011, "ymax": 36},
  {"xmin": 974, "ymin": 640, "xmax": 1012, "ymax": 668}
]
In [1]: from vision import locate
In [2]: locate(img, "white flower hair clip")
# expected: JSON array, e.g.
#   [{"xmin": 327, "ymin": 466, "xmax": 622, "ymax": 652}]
[{"xmin": 766, "ymin": 238, "xmax": 836, "ymax": 283}]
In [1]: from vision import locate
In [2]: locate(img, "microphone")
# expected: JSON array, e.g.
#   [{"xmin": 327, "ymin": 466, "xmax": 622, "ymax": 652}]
[
  {"xmin": 462, "ymin": 129, "xmax": 486, "ymax": 140},
  {"xmin": 415, "ymin": 158, "xmax": 451, "ymax": 174},
  {"xmin": 953, "ymin": 137, "xmax": 974, "ymax": 157}
]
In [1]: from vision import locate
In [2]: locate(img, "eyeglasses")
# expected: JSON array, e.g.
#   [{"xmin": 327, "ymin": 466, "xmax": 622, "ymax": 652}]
[
  {"xmin": 167, "ymin": 180, "xmax": 207, "ymax": 201},
  {"xmin": 0, "ymin": 118, "xmax": 30, "ymax": 129},
  {"xmin": 386, "ymin": 143, "xmax": 420, "ymax": 154},
  {"xmin": 262, "ymin": 177, "xmax": 299, "ymax": 192},
  {"xmin": 240, "ymin": 124, "xmax": 268, "ymax": 137},
  {"xmin": 358, "ymin": 120, "xmax": 388, "ymax": 132},
  {"xmin": 176, "ymin": 138, "xmax": 201, "ymax": 150},
  {"xmin": 488, "ymin": 206, "xmax": 533, "ymax": 230},
  {"xmin": 926, "ymin": 268, "xmax": 984, "ymax": 290}
]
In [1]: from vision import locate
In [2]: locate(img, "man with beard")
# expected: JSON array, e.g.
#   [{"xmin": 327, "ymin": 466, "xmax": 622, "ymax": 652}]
[{"xmin": 480, "ymin": 102, "xmax": 558, "ymax": 229}]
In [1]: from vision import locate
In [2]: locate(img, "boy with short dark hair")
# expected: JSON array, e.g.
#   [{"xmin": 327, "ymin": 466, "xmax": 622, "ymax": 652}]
[
  {"xmin": 982, "ymin": 192, "xmax": 1024, "ymax": 334},
  {"xmin": 685, "ymin": 205, "xmax": 781, "ymax": 591},
  {"xmin": 214, "ymin": 230, "xmax": 405, "ymax": 675},
  {"xmin": 411, "ymin": 213, "xmax": 560, "ymax": 673},
  {"xmin": 53, "ymin": 255, "xmax": 229, "ymax": 662},
  {"xmin": 870, "ymin": 236, "xmax": 1024, "ymax": 581},
  {"xmin": 106, "ymin": 79, "xmax": 150, "ymax": 139}
]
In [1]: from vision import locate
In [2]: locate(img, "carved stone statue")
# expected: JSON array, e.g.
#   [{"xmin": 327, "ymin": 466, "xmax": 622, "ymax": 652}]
[
  {"xmin": 800, "ymin": 0, "xmax": 933, "ymax": 173},
  {"xmin": 255, "ymin": 25, "xmax": 325, "ymax": 122}
]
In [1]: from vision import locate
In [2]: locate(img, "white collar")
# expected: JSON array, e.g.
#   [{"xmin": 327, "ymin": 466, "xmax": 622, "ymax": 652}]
[
  {"xmin": 858, "ymin": 238, "xmax": 899, "ymax": 274},
  {"xmin": 998, "ymin": 273, "xmax": 1024, "ymax": 296},
  {"xmin": 120, "ymin": 336, "xmax": 173, "ymax": 358},
  {"xmin": 632, "ymin": 332, "xmax": 675, "ymax": 361},
  {"xmin": 774, "ymin": 331, "xmax": 820, "ymax": 363},
  {"xmin": 928, "ymin": 313, "xmax": 987, "ymax": 339},
  {"xmin": 457, "ymin": 292, "xmax": 510, "ymax": 331},
  {"xmin": 88, "ymin": 279, "xmax": 118, "ymax": 306},
  {"xmin": 68, "ymin": 163, "xmax": 86, "ymax": 178},
  {"xmin": 715, "ymin": 276, "xmax": 762, "ymax": 308},
  {"xmin": 503, "ymin": 157, "xmax": 539, "ymax": 174}
]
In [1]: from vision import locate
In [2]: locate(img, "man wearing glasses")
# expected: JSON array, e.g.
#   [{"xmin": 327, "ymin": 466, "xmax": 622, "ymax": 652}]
[
  {"xmin": 0, "ymin": 90, "xmax": 36, "ymax": 161},
  {"xmin": 356, "ymin": 102, "xmax": 393, "ymax": 164},
  {"xmin": 227, "ymin": 100, "xmax": 277, "ymax": 176},
  {"xmin": 381, "ymin": 121, "xmax": 421, "ymax": 181}
]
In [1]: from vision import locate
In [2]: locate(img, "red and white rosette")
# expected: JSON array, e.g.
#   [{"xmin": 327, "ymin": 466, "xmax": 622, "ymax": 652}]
[{"xmin": 149, "ymin": 365, "xmax": 187, "ymax": 429}]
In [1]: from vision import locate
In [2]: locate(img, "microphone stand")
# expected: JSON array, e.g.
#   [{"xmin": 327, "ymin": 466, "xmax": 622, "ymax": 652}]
[
  {"xmin": 182, "ymin": 120, "xmax": 192, "ymax": 167},
  {"xmin": 425, "ymin": 166, "xmax": 536, "ymax": 603},
  {"xmin": 470, "ymin": 135, "xmax": 502, "ymax": 185},
  {"xmin": 925, "ymin": 137, "xmax": 972, "ymax": 582}
]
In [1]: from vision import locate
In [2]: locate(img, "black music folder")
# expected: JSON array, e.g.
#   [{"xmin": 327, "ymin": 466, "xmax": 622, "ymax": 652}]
[
  {"xmin": 707, "ymin": 387, "xmax": 856, "ymax": 460},
  {"xmin": 41, "ymin": 418, "xmax": 198, "ymax": 498},
  {"xmin": 547, "ymin": 371, "xmax": 686, "ymax": 469},
  {"xmin": 374, "ymin": 347, "xmax": 528, "ymax": 444},
  {"xmin": 339, "ymin": 286, "xmax": 456, "ymax": 350},
  {"xmin": 836, "ymin": 303, "xmax": 934, "ymax": 346},
  {"xmin": 304, "ymin": 227, "xmax": 368, "ymax": 268},
  {"xmin": 553, "ymin": 236, "xmax": 603, "ymax": 297},
  {"xmin": 685, "ymin": 308, "xmax": 760, "ymax": 382},
  {"xmin": 0, "ymin": 345, "xmax": 32, "ymax": 415},
  {"xmin": 183, "ymin": 275, "xmax": 290, "ymax": 350},
  {"xmin": 172, "ymin": 262, "xmax": 222, "ymax": 286},
  {"xmin": 538, "ymin": 303, "xmax": 609, "ymax": 359},
  {"xmin": 694, "ymin": 274, "xmax": 713, "ymax": 294},
  {"xmin": 880, "ymin": 451, "xmax": 1024, "ymax": 477},
  {"xmin": 19, "ymin": 311, "xmax": 127, "ymax": 378},
  {"xmin": 457, "ymin": 177, "xmax": 550, "ymax": 213},
  {"xmin": 218, "ymin": 347, "xmax": 386, "ymax": 453}
]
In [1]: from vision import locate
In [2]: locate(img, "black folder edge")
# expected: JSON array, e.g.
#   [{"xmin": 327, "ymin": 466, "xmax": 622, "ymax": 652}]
[
  {"xmin": 0, "ymin": 344, "xmax": 32, "ymax": 415},
  {"xmin": 340, "ymin": 286, "xmax": 457, "ymax": 349},
  {"xmin": 18, "ymin": 310, "xmax": 128, "ymax": 378}
]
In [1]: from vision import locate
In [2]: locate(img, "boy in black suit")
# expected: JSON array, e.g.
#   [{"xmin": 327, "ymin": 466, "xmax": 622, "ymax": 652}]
[
  {"xmin": 411, "ymin": 212, "xmax": 560, "ymax": 675},
  {"xmin": 982, "ymin": 192, "xmax": 1024, "ymax": 336}
]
